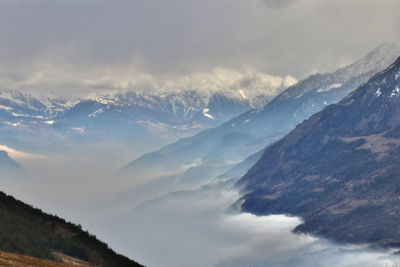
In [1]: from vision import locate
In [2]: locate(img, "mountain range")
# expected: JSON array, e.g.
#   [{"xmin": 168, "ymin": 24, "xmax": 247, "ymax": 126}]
[
  {"xmin": 0, "ymin": 89, "xmax": 270, "ymax": 154},
  {"xmin": 98, "ymin": 44, "xmax": 400, "ymax": 224},
  {"xmin": 117, "ymin": 43, "xmax": 400, "ymax": 183}
]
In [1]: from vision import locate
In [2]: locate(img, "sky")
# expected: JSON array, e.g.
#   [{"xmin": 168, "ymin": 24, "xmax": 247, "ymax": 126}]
[{"xmin": 0, "ymin": 0, "xmax": 400, "ymax": 98}]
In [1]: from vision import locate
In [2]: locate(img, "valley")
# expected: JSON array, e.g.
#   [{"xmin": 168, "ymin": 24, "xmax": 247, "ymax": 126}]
[{"xmin": 1, "ymin": 2, "xmax": 400, "ymax": 266}]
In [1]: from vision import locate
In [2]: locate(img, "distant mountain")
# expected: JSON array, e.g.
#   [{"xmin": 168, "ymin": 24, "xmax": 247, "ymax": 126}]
[
  {"xmin": 0, "ymin": 150, "xmax": 23, "ymax": 173},
  {"xmin": 53, "ymin": 90, "xmax": 261, "ymax": 152},
  {"xmin": 0, "ymin": 191, "xmax": 142, "ymax": 266},
  {"xmin": 118, "ymin": 43, "xmax": 400, "ymax": 181},
  {"xmin": 238, "ymin": 55, "xmax": 400, "ymax": 246},
  {"xmin": 0, "ymin": 90, "xmax": 68, "ymax": 119},
  {"xmin": 0, "ymin": 89, "xmax": 269, "ymax": 154},
  {"xmin": 0, "ymin": 90, "xmax": 74, "ymax": 153}
]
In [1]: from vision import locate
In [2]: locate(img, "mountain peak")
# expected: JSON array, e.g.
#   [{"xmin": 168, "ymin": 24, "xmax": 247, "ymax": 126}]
[
  {"xmin": 343, "ymin": 54, "xmax": 400, "ymax": 105},
  {"xmin": 333, "ymin": 42, "xmax": 400, "ymax": 80}
]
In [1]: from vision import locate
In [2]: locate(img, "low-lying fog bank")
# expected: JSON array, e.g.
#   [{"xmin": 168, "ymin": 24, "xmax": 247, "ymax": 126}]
[
  {"xmin": 1, "ymin": 152, "xmax": 400, "ymax": 267},
  {"xmin": 100, "ymin": 181, "xmax": 400, "ymax": 267}
]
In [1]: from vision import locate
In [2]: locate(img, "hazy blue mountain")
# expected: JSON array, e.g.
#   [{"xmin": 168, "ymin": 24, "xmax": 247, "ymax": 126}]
[
  {"xmin": 216, "ymin": 147, "xmax": 268, "ymax": 182},
  {"xmin": 0, "ymin": 150, "xmax": 23, "ymax": 173},
  {"xmin": 0, "ymin": 89, "xmax": 267, "ymax": 154},
  {"xmin": 0, "ymin": 90, "xmax": 73, "ymax": 153},
  {"xmin": 238, "ymin": 55, "xmax": 400, "ymax": 246},
  {"xmin": 118, "ymin": 43, "xmax": 400, "ymax": 181},
  {"xmin": 53, "ymin": 90, "xmax": 260, "ymax": 152}
]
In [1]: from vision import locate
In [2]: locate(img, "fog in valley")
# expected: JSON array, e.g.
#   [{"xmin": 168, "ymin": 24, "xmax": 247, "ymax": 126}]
[
  {"xmin": 1, "ymin": 0, "xmax": 400, "ymax": 266},
  {"xmin": 1, "ymin": 144, "xmax": 399, "ymax": 267}
]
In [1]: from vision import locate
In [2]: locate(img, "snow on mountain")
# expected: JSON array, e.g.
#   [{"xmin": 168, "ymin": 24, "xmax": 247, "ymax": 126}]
[
  {"xmin": 54, "ymin": 89, "xmax": 270, "ymax": 141},
  {"xmin": 81, "ymin": 89, "xmax": 269, "ymax": 123},
  {"xmin": 0, "ymin": 88, "xmax": 272, "ymax": 154},
  {"xmin": 277, "ymin": 43, "xmax": 400, "ymax": 101},
  {"xmin": 0, "ymin": 90, "xmax": 70, "ymax": 120}
]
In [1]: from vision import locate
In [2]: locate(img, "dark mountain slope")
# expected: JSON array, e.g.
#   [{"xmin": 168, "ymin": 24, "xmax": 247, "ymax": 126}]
[
  {"xmin": 238, "ymin": 56, "xmax": 400, "ymax": 246},
  {"xmin": 0, "ymin": 191, "xmax": 143, "ymax": 267}
]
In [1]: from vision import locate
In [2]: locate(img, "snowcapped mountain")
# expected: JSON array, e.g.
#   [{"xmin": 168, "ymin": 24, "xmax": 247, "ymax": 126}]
[
  {"xmin": 238, "ymin": 55, "xmax": 400, "ymax": 247},
  {"xmin": 118, "ymin": 43, "xmax": 400, "ymax": 181},
  {"xmin": 226, "ymin": 43, "xmax": 400, "ymax": 136},
  {"xmin": 0, "ymin": 88, "xmax": 269, "ymax": 154},
  {"xmin": 68, "ymin": 89, "xmax": 268, "ymax": 127},
  {"xmin": 0, "ymin": 43, "xmax": 398, "ymax": 158},
  {"xmin": 277, "ymin": 43, "xmax": 399, "ymax": 102},
  {"xmin": 51, "ymin": 90, "xmax": 268, "ymax": 152},
  {"xmin": 0, "ymin": 90, "xmax": 67, "ymax": 120},
  {"xmin": 0, "ymin": 90, "xmax": 73, "ymax": 153}
]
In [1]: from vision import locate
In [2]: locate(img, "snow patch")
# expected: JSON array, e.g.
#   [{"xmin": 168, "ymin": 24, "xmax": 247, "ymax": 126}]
[
  {"xmin": 390, "ymin": 86, "xmax": 400, "ymax": 98},
  {"xmin": 0, "ymin": 105, "xmax": 12, "ymax": 111},
  {"xmin": 244, "ymin": 119, "xmax": 250, "ymax": 124},
  {"xmin": 88, "ymin": 108, "xmax": 104, "ymax": 117},
  {"xmin": 5, "ymin": 122, "xmax": 20, "ymax": 127},
  {"xmin": 317, "ymin": 83, "xmax": 343, "ymax": 93},
  {"xmin": 375, "ymin": 88, "xmax": 382, "ymax": 97},
  {"xmin": 238, "ymin": 90, "xmax": 247, "ymax": 99},
  {"xmin": 202, "ymin": 108, "xmax": 215, "ymax": 120},
  {"xmin": 71, "ymin": 127, "xmax": 85, "ymax": 133},
  {"xmin": 11, "ymin": 112, "xmax": 29, "ymax": 117}
]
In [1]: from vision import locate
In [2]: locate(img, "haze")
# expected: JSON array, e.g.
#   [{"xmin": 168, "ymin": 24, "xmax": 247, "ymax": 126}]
[{"xmin": 1, "ymin": 1, "xmax": 400, "ymax": 266}]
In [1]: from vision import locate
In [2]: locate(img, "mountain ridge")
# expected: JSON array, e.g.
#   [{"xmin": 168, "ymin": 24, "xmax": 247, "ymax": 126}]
[
  {"xmin": 117, "ymin": 43, "xmax": 400, "ymax": 182},
  {"xmin": 238, "ymin": 54, "xmax": 400, "ymax": 246},
  {"xmin": 0, "ymin": 190, "xmax": 143, "ymax": 267}
]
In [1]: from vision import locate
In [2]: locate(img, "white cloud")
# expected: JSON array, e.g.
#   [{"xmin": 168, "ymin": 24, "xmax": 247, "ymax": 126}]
[
  {"xmin": 0, "ymin": 63, "xmax": 297, "ymax": 100},
  {"xmin": 102, "ymin": 182, "xmax": 400, "ymax": 267}
]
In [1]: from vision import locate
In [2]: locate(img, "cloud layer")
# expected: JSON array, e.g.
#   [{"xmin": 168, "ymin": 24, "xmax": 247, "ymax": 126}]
[
  {"xmin": 0, "ymin": 0, "xmax": 399, "ymax": 97},
  {"xmin": 3, "ymin": 143, "xmax": 400, "ymax": 267},
  {"xmin": 0, "ymin": 64, "xmax": 296, "ymax": 99},
  {"xmin": 102, "ymin": 182, "xmax": 400, "ymax": 267}
]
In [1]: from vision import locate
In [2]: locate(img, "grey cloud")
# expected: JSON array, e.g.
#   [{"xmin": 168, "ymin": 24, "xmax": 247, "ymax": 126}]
[
  {"xmin": 261, "ymin": 0, "xmax": 297, "ymax": 8},
  {"xmin": 0, "ymin": 0, "xmax": 399, "ymax": 96}
]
